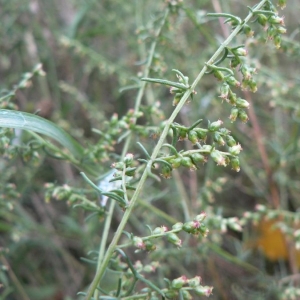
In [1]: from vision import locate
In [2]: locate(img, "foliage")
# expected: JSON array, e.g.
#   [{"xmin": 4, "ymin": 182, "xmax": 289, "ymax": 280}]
[{"xmin": 0, "ymin": 0, "xmax": 299, "ymax": 299}]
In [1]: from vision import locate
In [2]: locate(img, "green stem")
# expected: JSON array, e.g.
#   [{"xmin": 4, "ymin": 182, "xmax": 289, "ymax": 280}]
[
  {"xmin": 85, "ymin": 1, "xmax": 268, "ymax": 298},
  {"xmin": 89, "ymin": 8, "xmax": 170, "ymax": 300},
  {"xmin": 93, "ymin": 136, "xmax": 132, "ymax": 300}
]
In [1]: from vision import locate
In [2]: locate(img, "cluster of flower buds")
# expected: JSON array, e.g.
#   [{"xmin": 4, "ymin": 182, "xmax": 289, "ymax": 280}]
[
  {"xmin": 207, "ymin": 3, "xmax": 286, "ymax": 126},
  {"xmin": 254, "ymin": 1, "xmax": 287, "ymax": 49},
  {"xmin": 0, "ymin": 129, "xmax": 13, "ymax": 155},
  {"xmin": 140, "ymin": 101, "xmax": 165, "ymax": 124},
  {"xmin": 1, "ymin": 135, "xmax": 43, "ymax": 166},
  {"xmin": 206, "ymin": 58, "xmax": 252, "ymax": 123},
  {"xmin": 280, "ymin": 287, "xmax": 300, "ymax": 300},
  {"xmin": 133, "ymin": 260, "xmax": 160, "ymax": 274},
  {"xmin": 44, "ymin": 182, "xmax": 105, "ymax": 214},
  {"xmin": 150, "ymin": 53, "xmax": 167, "ymax": 76},
  {"xmin": 178, "ymin": 213, "xmax": 209, "ymax": 236},
  {"xmin": 218, "ymin": 84, "xmax": 250, "ymax": 123},
  {"xmin": 146, "ymin": 275, "xmax": 213, "ymax": 299},
  {"xmin": 228, "ymin": 45, "xmax": 248, "ymax": 68},
  {"xmin": 20, "ymin": 148, "xmax": 40, "ymax": 166},
  {"xmin": 132, "ymin": 213, "xmax": 209, "ymax": 253},
  {"xmin": 0, "ymin": 64, "xmax": 45, "ymax": 110},
  {"xmin": 165, "ymin": 275, "xmax": 213, "ymax": 298},
  {"xmin": 116, "ymin": 109, "xmax": 144, "ymax": 131},
  {"xmin": 159, "ymin": 120, "xmax": 242, "ymax": 175},
  {"xmin": 0, "ymin": 183, "xmax": 20, "ymax": 211},
  {"xmin": 240, "ymin": 64, "xmax": 257, "ymax": 92},
  {"xmin": 111, "ymin": 153, "xmax": 136, "ymax": 178},
  {"xmin": 132, "ymin": 225, "xmax": 182, "ymax": 252},
  {"xmin": 277, "ymin": 0, "xmax": 286, "ymax": 9},
  {"xmin": 243, "ymin": 204, "xmax": 300, "ymax": 234},
  {"xmin": 85, "ymin": 109, "xmax": 144, "ymax": 164},
  {"xmin": 44, "ymin": 183, "xmax": 73, "ymax": 202}
]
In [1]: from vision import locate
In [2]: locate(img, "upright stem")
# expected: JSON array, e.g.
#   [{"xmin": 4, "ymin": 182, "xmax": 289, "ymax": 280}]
[
  {"xmin": 86, "ymin": 7, "xmax": 170, "ymax": 300},
  {"xmin": 85, "ymin": 1, "xmax": 268, "ymax": 299}
]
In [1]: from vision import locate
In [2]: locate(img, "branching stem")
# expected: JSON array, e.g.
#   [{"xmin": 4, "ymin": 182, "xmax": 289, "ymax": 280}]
[{"xmin": 85, "ymin": 1, "xmax": 269, "ymax": 299}]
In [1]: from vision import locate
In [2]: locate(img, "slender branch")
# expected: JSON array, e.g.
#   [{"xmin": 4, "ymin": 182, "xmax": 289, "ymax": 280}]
[
  {"xmin": 84, "ymin": 1, "xmax": 269, "ymax": 298},
  {"xmin": 86, "ymin": 7, "xmax": 170, "ymax": 300}
]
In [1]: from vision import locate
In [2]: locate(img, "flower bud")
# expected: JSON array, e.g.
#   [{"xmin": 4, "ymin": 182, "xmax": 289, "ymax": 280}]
[
  {"xmin": 171, "ymin": 157, "xmax": 182, "ymax": 169},
  {"xmin": 194, "ymin": 286, "xmax": 213, "ymax": 297},
  {"xmin": 182, "ymin": 290, "xmax": 192, "ymax": 300},
  {"xmin": 255, "ymin": 204, "xmax": 266, "ymax": 212},
  {"xmin": 201, "ymin": 145, "xmax": 212, "ymax": 153},
  {"xmin": 225, "ymin": 135, "xmax": 237, "ymax": 147},
  {"xmin": 269, "ymin": 15, "xmax": 285, "ymax": 26},
  {"xmin": 240, "ymin": 65, "xmax": 253, "ymax": 80},
  {"xmin": 194, "ymin": 212, "xmax": 207, "ymax": 222},
  {"xmin": 227, "ymin": 217, "xmax": 243, "ymax": 232},
  {"xmin": 278, "ymin": 0, "xmax": 286, "ymax": 9},
  {"xmin": 178, "ymin": 128, "xmax": 187, "ymax": 141},
  {"xmin": 228, "ymin": 90, "xmax": 237, "ymax": 105},
  {"xmin": 188, "ymin": 130, "xmax": 198, "ymax": 144},
  {"xmin": 173, "ymin": 93, "xmax": 183, "ymax": 106},
  {"xmin": 182, "ymin": 221, "xmax": 198, "ymax": 234},
  {"xmin": 208, "ymin": 120, "xmax": 223, "ymax": 132},
  {"xmin": 194, "ymin": 128, "xmax": 208, "ymax": 141},
  {"xmin": 243, "ymin": 24, "xmax": 254, "ymax": 37},
  {"xmin": 180, "ymin": 156, "xmax": 196, "ymax": 170},
  {"xmin": 172, "ymin": 275, "xmax": 188, "ymax": 289},
  {"xmin": 124, "ymin": 153, "xmax": 134, "ymax": 166},
  {"xmin": 167, "ymin": 232, "xmax": 182, "ymax": 247},
  {"xmin": 230, "ymin": 56, "xmax": 241, "ymax": 68},
  {"xmin": 144, "ymin": 240, "xmax": 156, "ymax": 252},
  {"xmin": 219, "ymin": 83, "xmax": 230, "ymax": 99},
  {"xmin": 160, "ymin": 165, "xmax": 172, "ymax": 179},
  {"xmin": 230, "ymin": 156, "xmax": 240, "ymax": 172},
  {"xmin": 229, "ymin": 143, "xmax": 242, "ymax": 156},
  {"xmin": 169, "ymin": 157, "xmax": 181, "ymax": 169},
  {"xmin": 198, "ymin": 223, "xmax": 209, "ymax": 237},
  {"xmin": 274, "ymin": 34, "xmax": 281, "ymax": 49},
  {"xmin": 267, "ymin": 26, "xmax": 277, "ymax": 39},
  {"xmin": 277, "ymin": 26, "xmax": 287, "ymax": 34},
  {"xmin": 226, "ymin": 76, "xmax": 240, "ymax": 87},
  {"xmin": 230, "ymin": 19, "xmax": 239, "ymax": 27},
  {"xmin": 191, "ymin": 153, "xmax": 206, "ymax": 164},
  {"xmin": 188, "ymin": 276, "xmax": 201, "ymax": 287},
  {"xmin": 133, "ymin": 236, "xmax": 145, "ymax": 250},
  {"xmin": 232, "ymin": 47, "xmax": 248, "ymax": 57},
  {"xmin": 213, "ymin": 70, "xmax": 225, "ymax": 81},
  {"xmin": 238, "ymin": 109, "xmax": 249, "ymax": 123},
  {"xmin": 172, "ymin": 222, "xmax": 183, "ymax": 231},
  {"xmin": 153, "ymin": 227, "xmax": 164, "ymax": 235},
  {"xmin": 210, "ymin": 150, "xmax": 227, "ymax": 166},
  {"xmin": 213, "ymin": 132, "xmax": 225, "ymax": 146},
  {"xmin": 125, "ymin": 167, "xmax": 136, "ymax": 177},
  {"xmin": 257, "ymin": 14, "xmax": 268, "ymax": 26},
  {"xmin": 248, "ymin": 79, "xmax": 257, "ymax": 93}
]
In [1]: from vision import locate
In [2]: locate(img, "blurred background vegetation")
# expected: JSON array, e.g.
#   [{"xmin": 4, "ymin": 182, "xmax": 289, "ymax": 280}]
[{"xmin": 0, "ymin": 0, "xmax": 300, "ymax": 299}]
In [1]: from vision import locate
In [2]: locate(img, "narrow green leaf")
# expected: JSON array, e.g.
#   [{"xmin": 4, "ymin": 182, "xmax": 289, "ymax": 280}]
[
  {"xmin": 0, "ymin": 109, "xmax": 84, "ymax": 159},
  {"xmin": 141, "ymin": 77, "xmax": 188, "ymax": 90}
]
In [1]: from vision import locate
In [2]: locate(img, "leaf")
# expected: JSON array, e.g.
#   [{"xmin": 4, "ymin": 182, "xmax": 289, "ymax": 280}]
[
  {"xmin": 0, "ymin": 109, "xmax": 84, "ymax": 159},
  {"xmin": 141, "ymin": 77, "xmax": 188, "ymax": 90}
]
